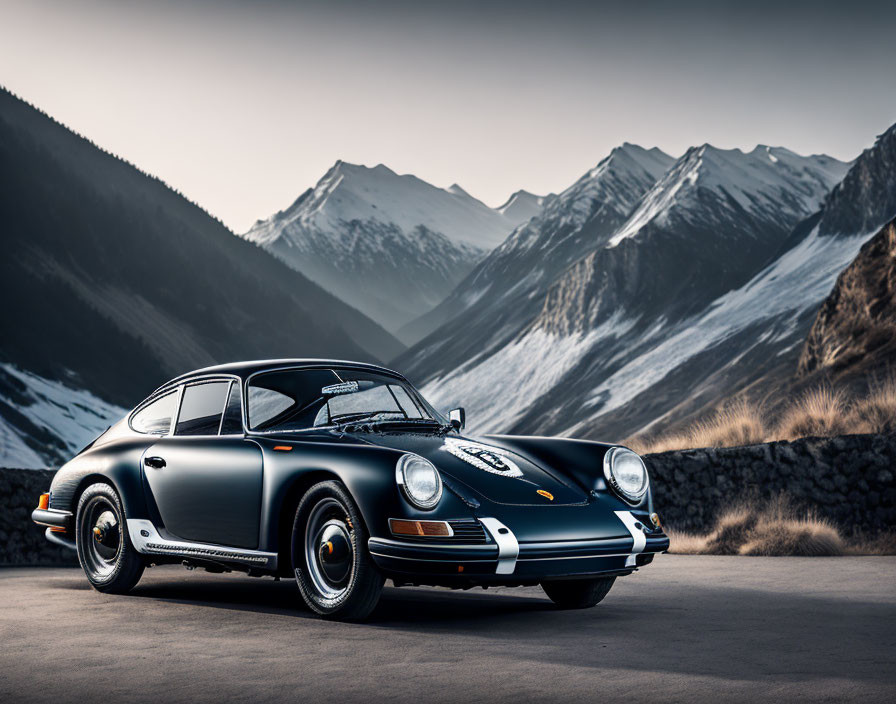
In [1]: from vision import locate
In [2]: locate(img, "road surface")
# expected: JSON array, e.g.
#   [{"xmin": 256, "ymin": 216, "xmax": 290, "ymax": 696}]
[{"xmin": 1, "ymin": 556, "xmax": 894, "ymax": 703}]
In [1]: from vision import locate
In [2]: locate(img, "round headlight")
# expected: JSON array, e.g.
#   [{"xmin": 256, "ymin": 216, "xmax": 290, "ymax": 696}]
[
  {"xmin": 603, "ymin": 447, "xmax": 649, "ymax": 503},
  {"xmin": 396, "ymin": 454, "xmax": 442, "ymax": 509}
]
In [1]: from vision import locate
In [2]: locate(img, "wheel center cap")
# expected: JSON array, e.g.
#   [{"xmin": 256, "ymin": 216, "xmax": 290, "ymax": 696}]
[
  {"xmin": 93, "ymin": 510, "xmax": 119, "ymax": 548},
  {"xmin": 317, "ymin": 523, "xmax": 352, "ymax": 584}
]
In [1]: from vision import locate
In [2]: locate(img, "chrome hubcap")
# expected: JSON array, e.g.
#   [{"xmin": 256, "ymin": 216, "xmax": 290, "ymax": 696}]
[
  {"xmin": 81, "ymin": 499, "xmax": 121, "ymax": 578},
  {"xmin": 305, "ymin": 499, "xmax": 354, "ymax": 599}
]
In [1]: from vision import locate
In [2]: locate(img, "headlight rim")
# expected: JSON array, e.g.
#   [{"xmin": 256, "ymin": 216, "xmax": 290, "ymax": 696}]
[
  {"xmin": 603, "ymin": 446, "xmax": 649, "ymax": 504},
  {"xmin": 395, "ymin": 453, "xmax": 443, "ymax": 510}
]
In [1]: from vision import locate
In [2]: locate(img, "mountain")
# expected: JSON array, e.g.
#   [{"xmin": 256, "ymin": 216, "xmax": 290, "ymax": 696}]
[
  {"xmin": 496, "ymin": 189, "xmax": 553, "ymax": 226},
  {"xmin": 243, "ymin": 162, "xmax": 539, "ymax": 339},
  {"xmin": 397, "ymin": 141, "xmax": 859, "ymax": 440},
  {"xmin": 798, "ymin": 218, "xmax": 896, "ymax": 381},
  {"xmin": 0, "ymin": 87, "xmax": 402, "ymax": 465},
  {"xmin": 397, "ymin": 144, "xmax": 675, "ymax": 348}
]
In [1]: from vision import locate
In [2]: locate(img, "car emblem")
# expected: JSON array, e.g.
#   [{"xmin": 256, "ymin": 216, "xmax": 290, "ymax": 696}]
[
  {"xmin": 443, "ymin": 439, "xmax": 524, "ymax": 478},
  {"xmin": 536, "ymin": 489, "xmax": 554, "ymax": 501}
]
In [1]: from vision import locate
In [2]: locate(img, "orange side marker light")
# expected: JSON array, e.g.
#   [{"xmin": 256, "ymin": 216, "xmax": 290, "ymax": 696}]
[
  {"xmin": 536, "ymin": 489, "xmax": 554, "ymax": 501},
  {"xmin": 272, "ymin": 445, "xmax": 293, "ymax": 452}
]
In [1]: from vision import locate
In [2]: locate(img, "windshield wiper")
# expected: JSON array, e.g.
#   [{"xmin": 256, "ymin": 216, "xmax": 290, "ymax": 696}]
[{"xmin": 338, "ymin": 418, "xmax": 452, "ymax": 433}]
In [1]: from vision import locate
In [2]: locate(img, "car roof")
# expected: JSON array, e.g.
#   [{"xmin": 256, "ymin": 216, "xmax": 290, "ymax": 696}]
[{"xmin": 153, "ymin": 358, "xmax": 405, "ymax": 394}]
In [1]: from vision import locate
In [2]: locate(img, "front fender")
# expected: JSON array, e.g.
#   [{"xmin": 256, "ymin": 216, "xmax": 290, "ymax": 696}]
[{"xmin": 254, "ymin": 438, "xmax": 475, "ymax": 554}]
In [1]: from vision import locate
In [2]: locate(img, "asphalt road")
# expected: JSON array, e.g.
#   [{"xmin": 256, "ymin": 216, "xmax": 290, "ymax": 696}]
[{"xmin": 1, "ymin": 556, "xmax": 894, "ymax": 703}]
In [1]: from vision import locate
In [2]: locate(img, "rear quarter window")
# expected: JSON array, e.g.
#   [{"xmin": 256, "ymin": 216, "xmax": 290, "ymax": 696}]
[{"xmin": 130, "ymin": 391, "xmax": 178, "ymax": 435}]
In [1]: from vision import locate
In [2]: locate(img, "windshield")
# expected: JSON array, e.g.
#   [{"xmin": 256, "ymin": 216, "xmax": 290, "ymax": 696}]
[{"xmin": 247, "ymin": 367, "xmax": 446, "ymax": 432}]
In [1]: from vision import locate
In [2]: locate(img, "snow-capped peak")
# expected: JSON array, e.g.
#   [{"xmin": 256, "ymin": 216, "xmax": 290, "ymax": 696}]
[
  {"xmin": 246, "ymin": 161, "xmax": 518, "ymax": 251},
  {"xmin": 533, "ymin": 143, "xmax": 675, "ymax": 231},
  {"xmin": 608, "ymin": 145, "xmax": 849, "ymax": 246},
  {"xmin": 496, "ymin": 189, "xmax": 552, "ymax": 227}
]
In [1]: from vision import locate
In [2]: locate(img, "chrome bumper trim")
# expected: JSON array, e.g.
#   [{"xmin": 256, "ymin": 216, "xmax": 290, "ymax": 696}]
[{"xmin": 44, "ymin": 527, "xmax": 76, "ymax": 551}]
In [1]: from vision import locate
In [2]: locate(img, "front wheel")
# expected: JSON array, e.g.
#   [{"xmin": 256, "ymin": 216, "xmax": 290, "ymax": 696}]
[
  {"xmin": 541, "ymin": 576, "xmax": 616, "ymax": 609},
  {"xmin": 76, "ymin": 482, "xmax": 144, "ymax": 594},
  {"xmin": 291, "ymin": 481, "xmax": 384, "ymax": 621}
]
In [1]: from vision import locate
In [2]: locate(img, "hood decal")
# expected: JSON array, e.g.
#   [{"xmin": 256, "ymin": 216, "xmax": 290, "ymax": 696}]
[{"xmin": 443, "ymin": 438, "xmax": 524, "ymax": 478}]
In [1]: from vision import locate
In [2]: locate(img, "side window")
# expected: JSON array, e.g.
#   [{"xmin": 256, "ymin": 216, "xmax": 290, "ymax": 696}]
[
  {"xmin": 219, "ymin": 381, "xmax": 244, "ymax": 435},
  {"xmin": 175, "ymin": 381, "xmax": 230, "ymax": 436},
  {"xmin": 131, "ymin": 391, "xmax": 178, "ymax": 435}
]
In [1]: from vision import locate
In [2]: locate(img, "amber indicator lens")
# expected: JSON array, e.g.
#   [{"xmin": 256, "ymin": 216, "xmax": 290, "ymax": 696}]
[
  {"xmin": 272, "ymin": 445, "xmax": 293, "ymax": 451},
  {"xmin": 536, "ymin": 489, "xmax": 554, "ymax": 501},
  {"xmin": 390, "ymin": 519, "xmax": 452, "ymax": 537},
  {"xmin": 37, "ymin": 493, "xmax": 49, "ymax": 510}
]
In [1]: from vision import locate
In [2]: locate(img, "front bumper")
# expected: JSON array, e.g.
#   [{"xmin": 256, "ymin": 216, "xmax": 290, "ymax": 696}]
[
  {"xmin": 32, "ymin": 507, "xmax": 72, "ymax": 531},
  {"xmin": 33, "ymin": 508, "xmax": 77, "ymax": 551},
  {"xmin": 369, "ymin": 512, "xmax": 669, "ymax": 583}
]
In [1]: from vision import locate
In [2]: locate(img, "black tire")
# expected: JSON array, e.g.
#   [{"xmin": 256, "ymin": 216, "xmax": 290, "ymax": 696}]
[
  {"xmin": 75, "ymin": 482, "xmax": 144, "ymax": 594},
  {"xmin": 291, "ymin": 480, "xmax": 384, "ymax": 621},
  {"xmin": 541, "ymin": 577, "xmax": 616, "ymax": 609}
]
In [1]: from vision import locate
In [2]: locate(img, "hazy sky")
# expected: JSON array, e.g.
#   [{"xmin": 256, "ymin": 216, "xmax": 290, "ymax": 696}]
[{"xmin": 2, "ymin": 0, "xmax": 895, "ymax": 232}]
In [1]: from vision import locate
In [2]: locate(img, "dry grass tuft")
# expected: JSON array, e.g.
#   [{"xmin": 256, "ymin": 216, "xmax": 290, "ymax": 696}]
[
  {"xmin": 629, "ymin": 377, "xmax": 896, "ymax": 454},
  {"xmin": 845, "ymin": 531, "xmax": 896, "ymax": 555},
  {"xmin": 628, "ymin": 399, "xmax": 765, "ymax": 455},
  {"xmin": 666, "ymin": 496, "xmax": 846, "ymax": 556},
  {"xmin": 665, "ymin": 529, "xmax": 709, "ymax": 555},
  {"xmin": 775, "ymin": 387, "xmax": 851, "ymax": 441},
  {"xmin": 846, "ymin": 376, "xmax": 896, "ymax": 434}
]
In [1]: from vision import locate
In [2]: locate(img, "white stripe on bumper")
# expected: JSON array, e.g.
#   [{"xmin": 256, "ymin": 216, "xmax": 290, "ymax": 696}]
[{"xmin": 614, "ymin": 510, "xmax": 647, "ymax": 567}]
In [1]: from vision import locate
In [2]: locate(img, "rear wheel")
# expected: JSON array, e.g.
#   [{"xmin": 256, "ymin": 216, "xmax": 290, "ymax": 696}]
[
  {"xmin": 76, "ymin": 482, "xmax": 144, "ymax": 594},
  {"xmin": 541, "ymin": 576, "xmax": 616, "ymax": 609},
  {"xmin": 291, "ymin": 481, "xmax": 384, "ymax": 621}
]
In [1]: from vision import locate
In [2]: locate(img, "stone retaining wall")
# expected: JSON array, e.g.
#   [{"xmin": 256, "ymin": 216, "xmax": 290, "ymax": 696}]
[
  {"xmin": 646, "ymin": 433, "xmax": 895, "ymax": 535},
  {"xmin": 0, "ymin": 468, "xmax": 77, "ymax": 566}
]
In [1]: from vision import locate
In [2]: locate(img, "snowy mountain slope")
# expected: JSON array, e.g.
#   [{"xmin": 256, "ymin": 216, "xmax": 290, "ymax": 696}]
[
  {"xmin": 403, "ymin": 141, "xmax": 858, "ymax": 439},
  {"xmin": 0, "ymin": 365, "xmax": 124, "ymax": 468},
  {"xmin": 243, "ymin": 162, "xmax": 535, "ymax": 337},
  {"xmin": 396, "ymin": 144, "xmax": 675, "ymax": 353}
]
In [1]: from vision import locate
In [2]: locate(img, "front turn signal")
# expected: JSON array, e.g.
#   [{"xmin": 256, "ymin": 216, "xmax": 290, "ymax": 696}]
[
  {"xmin": 389, "ymin": 519, "xmax": 453, "ymax": 537},
  {"xmin": 37, "ymin": 493, "xmax": 49, "ymax": 510}
]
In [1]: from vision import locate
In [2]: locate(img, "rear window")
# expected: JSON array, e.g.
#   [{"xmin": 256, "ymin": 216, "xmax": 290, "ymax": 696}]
[{"xmin": 131, "ymin": 391, "xmax": 178, "ymax": 435}]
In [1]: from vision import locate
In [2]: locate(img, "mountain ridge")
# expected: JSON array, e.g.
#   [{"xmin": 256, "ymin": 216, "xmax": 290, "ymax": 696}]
[
  {"xmin": 243, "ymin": 160, "xmax": 544, "ymax": 337},
  {"xmin": 397, "ymin": 139, "xmax": 856, "ymax": 440}
]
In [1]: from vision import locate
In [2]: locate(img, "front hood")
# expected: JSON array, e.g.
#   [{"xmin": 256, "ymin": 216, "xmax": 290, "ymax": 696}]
[{"xmin": 351, "ymin": 431, "xmax": 588, "ymax": 506}]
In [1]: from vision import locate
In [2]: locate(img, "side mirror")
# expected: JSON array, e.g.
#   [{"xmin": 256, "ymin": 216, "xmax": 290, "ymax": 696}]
[{"xmin": 448, "ymin": 407, "xmax": 466, "ymax": 431}]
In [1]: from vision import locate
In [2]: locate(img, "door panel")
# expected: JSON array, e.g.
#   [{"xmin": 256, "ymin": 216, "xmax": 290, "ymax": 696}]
[{"xmin": 143, "ymin": 437, "xmax": 263, "ymax": 549}]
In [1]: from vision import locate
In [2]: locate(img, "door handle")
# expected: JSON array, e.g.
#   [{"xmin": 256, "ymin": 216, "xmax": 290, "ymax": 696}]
[{"xmin": 144, "ymin": 456, "xmax": 166, "ymax": 469}]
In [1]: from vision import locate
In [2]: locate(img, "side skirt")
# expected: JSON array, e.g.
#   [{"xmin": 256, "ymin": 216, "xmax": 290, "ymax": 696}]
[{"xmin": 126, "ymin": 519, "xmax": 278, "ymax": 570}]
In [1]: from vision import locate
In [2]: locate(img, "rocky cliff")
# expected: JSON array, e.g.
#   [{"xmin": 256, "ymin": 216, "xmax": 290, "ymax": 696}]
[{"xmin": 798, "ymin": 219, "xmax": 896, "ymax": 380}]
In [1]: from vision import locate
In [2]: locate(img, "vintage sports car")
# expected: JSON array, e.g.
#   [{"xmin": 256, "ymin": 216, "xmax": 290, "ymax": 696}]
[{"xmin": 32, "ymin": 359, "xmax": 668, "ymax": 620}]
